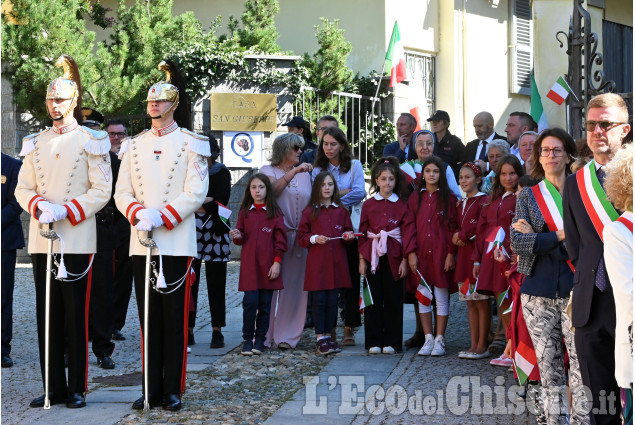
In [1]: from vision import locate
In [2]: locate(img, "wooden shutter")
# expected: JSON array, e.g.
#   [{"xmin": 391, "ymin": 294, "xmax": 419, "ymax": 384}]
[{"xmin": 510, "ymin": 0, "xmax": 533, "ymax": 95}]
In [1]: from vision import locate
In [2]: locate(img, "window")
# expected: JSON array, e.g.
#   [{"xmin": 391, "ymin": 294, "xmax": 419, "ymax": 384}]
[{"xmin": 509, "ymin": 0, "xmax": 533, "ymax": 95}]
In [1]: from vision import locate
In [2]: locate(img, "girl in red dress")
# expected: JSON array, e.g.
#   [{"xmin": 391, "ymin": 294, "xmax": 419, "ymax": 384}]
[
  {"xmin": 230, "ymin": 174, "xmax": 288, "ymax": 356},
  {"xmin": 452, "ymin": 162, "xmax": 490, "ymax": 359},
  {"xmin": 472, "ymin": 155, "xmax": 524, "ymax": 367},
  {"xmin": 358, "ymin": 157, "xmax": 416, "ymax": 354},
  {"xmin": 298, "ymin": 171, "xmax": 355, "ymax": 355},
  {"xmin": 407, "ymin": 156, "xmax": 458, "ymax": 357}
]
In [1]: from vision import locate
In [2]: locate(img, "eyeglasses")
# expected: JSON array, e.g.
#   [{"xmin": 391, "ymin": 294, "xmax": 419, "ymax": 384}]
[
  {"xmin": 108, "ymin": 132, "xmax": 127, "ymax": 138},
  {"xmin": 539, "ymin": 147, "xmax": 565, "ymax": 157},
  {"xmin": 293, "ymin": 145, "xmax": 302, "ymax": 151},
  {"xmin": 585, "ymin": 120, "xmax": 626, "ymax": 132}
]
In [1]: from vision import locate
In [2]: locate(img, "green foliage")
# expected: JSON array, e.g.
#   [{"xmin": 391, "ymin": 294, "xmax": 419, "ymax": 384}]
[
  {"xmin": 231, "ymin": 0, "xmax": 281, "ymax": 54},
  {"xmin": 301, "ymin": 18, "xmax": 353, "ymax": 92},
  {"xmin": 1, "ymin": 0, "xmax": 100, "ymax": 123}
]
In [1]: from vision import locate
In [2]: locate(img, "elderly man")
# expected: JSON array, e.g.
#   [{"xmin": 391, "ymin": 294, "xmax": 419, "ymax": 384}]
[
  {"xmin": 505, "ymin": 112, "xmax": 537, "ymax": 158},
  {"xmin": 15, "ymin": 55, "xmax": 111, "ymax": 409},
  {"xmin": 383, "ymin": 113, "xmax": 417, "ymax": 163},
  {"xmin": 461, "ymin": 111, "xmax": 507, "ymax": 174},
  {"xmin": 518, "ymin": 131, "xmax": 538, "ymax": 174},
  {"xmin": 299, "ymin": 115, "xmax": 338, "ymax": 165},
  {"xmin": 427, "ymin": 110, "xmax": 464, "ymax": 177},
  {"xmin": 563, "ymin": 93, "xmax": 631, "ymax": 425}
]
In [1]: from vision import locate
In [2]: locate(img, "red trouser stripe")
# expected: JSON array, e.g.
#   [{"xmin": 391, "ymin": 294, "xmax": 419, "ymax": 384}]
[{"xmin": 181, "ymin": 258, "xmax": 193, "ymax": 394}]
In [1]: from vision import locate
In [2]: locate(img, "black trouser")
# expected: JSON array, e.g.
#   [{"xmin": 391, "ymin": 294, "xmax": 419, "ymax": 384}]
[
  {"xmin": 242, "ymin": 290, "xmax": 273, "ymax": 343},
  {"xmin": 189, "ymin": 260, "xmax": 227, "ymax": 329},
  {"xmin": 89, "ymin": 250, "xmax": 115, "ymax": 357},
  {"xmin": 575, "ymin": 286, "xmax": 621, "ymax": 425},
  {"xmin": 341, "ymin": 240, "xmax": 362, "ymax": 328},
  {"xmin": 133, "ymin": 255, "xmax": 190, "ymax": 396},
  {"xmin": 112, "ymin": 236, "xmax": 133, "ymax": 332},
  {"xmin": 311, "ymin": 290, "xmax": 339, "ymax": 335},
  {"xmin": 32, "ymin": 253, "xmax": 91, "ymax": 395},
  {"xmin": 1, "ymin": 249, "xmax": 17, "ymax": 356},
  {"xmin": 363, "ymin": 256, "xmax": 404, "ymax": 351}
]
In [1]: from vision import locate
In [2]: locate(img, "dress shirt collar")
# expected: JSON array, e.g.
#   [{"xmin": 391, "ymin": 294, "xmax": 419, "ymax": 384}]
[
  {"xmin": 151, "ymin": 121, "xmax": 178, "ymax": 137},
  {"xmin": 373, "ymin": 193, "xmax": 399, "ymax": 202}
]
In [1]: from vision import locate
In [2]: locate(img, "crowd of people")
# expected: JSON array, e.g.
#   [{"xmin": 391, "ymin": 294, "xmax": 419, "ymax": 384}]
[{"xmin": 1, "ymin": 53, "xmax": 632, "ymax": 424}]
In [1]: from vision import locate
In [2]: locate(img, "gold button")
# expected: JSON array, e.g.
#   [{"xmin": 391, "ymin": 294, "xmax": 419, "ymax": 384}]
[
  {"xmin": 140, "ymin": 191, "xmax": 144, "ymax": 195},
  {"xmin": 67, "ymin": 183, "xmax": 71, "ymax": 186},
  {"xmin": 164, "ymin": 190, "xmax": 169, "ymax": 194},
  {"xmin": 39, "ymin": 174, "xmax": 44, "ymax": 178},
  {"xmin": 35, "ymin": 159, "xmax": 40, "ymax": 163},
  {"xmin": 168, "ymin": 175, "xmax": 173, "ymax": 179},
  {"xmin": 137, "ymin": 175, "xmax": 141, "ymax": 179},
  {"xmin": 63, "ymin": 198, "xmax": 68, "ymax": 202}
]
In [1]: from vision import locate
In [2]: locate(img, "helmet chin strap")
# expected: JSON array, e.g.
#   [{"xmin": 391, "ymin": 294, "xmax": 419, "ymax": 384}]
[
  {"xmin": 148, "ymin": 98, "xmax": 179, "ymax": 122},
  {"xmin": 47, "ymin": 93, "xmax": 77, "ymax": 122}
]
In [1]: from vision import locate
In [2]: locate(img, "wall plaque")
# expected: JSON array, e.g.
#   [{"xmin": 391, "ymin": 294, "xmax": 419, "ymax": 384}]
[{"xmin": 210, "ymin": 93, "xmax": 277, "ymax": 132}]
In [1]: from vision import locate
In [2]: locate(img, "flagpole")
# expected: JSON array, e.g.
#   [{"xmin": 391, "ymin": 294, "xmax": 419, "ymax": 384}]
[{"xmin": 370, "ymin": 60, "xmax": 387, "ymax": 115}]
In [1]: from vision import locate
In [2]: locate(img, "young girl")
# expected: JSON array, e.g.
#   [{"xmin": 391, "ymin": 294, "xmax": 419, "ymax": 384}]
[
  {"xmin": 358, "ymin": 157, "xmax": 416, "ymax": 355},
  {"xmin": 407, "ymin": 156, "xmax": 458, "ymax": 357},
  {"xmin": 230, "ymin": 174, "xmax": 288, "ymax": 356},
  {"xmin": 298, "ymin": 172, "xmax": 355, "ymax": 355},
  {"xmin": 472, "ymin": 154, "xmax": 524, "ymax": 368},
  {"xmin": 452, "ymin": 162, "xmax": 490, "ymax": 359}
]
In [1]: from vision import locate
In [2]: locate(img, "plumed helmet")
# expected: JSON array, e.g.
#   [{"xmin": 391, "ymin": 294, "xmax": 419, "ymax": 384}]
[
  {"xmin": 46, "ymin": 55, "xmax": 82, "ymax": 120},
  {"xmin": 146, "ymin": 61, "xmax": 179, "ymax": 115},
  {"xmin": 146, "ymin": 60, "xmax": 191, "ymax": 130}
]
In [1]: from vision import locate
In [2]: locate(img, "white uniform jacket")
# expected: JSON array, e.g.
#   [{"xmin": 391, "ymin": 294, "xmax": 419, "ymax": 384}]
[
  {"xmin": 114, "ymin": 121, "xmax": 210, "ymax": 257},
  {"xmin": 15, "ymin": 120, "xmax": 112, "ymax": 254}
]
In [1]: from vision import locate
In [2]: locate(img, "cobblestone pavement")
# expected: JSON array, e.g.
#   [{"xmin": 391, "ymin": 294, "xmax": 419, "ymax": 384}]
[{"xmin": 2, "ymin": 262, "xmax": 540, "ymax": 424}]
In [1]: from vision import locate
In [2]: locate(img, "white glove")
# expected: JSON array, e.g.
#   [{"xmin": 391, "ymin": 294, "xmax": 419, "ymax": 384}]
[
  {"xmin": 38, "ymin": 201, "xmax": 68, "ymax": 221},
  {"xmin": 135, "ymin": 218, "xmax": 153, "ymax": 232},
  {"xmin": 136, "ymin": 208, "xmax": 164, "ymax": 228},
  {"xmin": 39, "ymin": 211, "xmax": 55, "ymax": 224}
]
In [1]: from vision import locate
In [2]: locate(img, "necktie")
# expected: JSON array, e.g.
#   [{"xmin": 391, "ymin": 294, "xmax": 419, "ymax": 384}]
[
  {"xmin": 594, "ymin": 166, "xmax": 608, "ymax": 291},
  {"xmin": 478, "ymin": 141, "xmax": 488, "ymax": 161}
]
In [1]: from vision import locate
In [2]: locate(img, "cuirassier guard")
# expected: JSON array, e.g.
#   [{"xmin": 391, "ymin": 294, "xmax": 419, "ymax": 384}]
[
  {"xmin": 15, "ymin": 55, "xmax": 112, "ymax": 409},
  {"xmin": 114, "ymin": 60, "xmax": 209, "ymax": 411}
]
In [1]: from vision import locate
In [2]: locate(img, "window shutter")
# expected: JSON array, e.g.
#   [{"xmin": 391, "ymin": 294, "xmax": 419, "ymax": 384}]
[{"xmin": 510, "ymin": 0, "xmax": 533, "ymax": 95}]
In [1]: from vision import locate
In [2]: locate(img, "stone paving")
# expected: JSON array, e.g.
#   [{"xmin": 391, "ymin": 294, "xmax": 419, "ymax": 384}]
[{"xmin": 1, "ymin": 262, "xmax": 539, "ymax": 424}]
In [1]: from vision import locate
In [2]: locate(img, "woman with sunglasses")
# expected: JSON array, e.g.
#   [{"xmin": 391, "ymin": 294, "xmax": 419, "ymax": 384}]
[
  {"xmin": 260, "ymin": 133, "xmax": 313, "ymax": 349},
  {"xmin": 510, "ymin": 128, "xmax": 589, "ymax": 424},
  {"xmin": 311, "ymin": 127, "xmax": 367, "ymax": 346}
]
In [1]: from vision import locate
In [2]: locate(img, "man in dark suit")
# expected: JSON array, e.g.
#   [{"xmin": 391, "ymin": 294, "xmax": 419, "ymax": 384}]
[
  {"xmin": 461, "ymin": 111, "xmax": 507, "ymax": 174},
  {"xmin": 563, "ymin": 93, "xmax": 631, "ymax": 425},
  {"xmin": 383, "ymin": 112, "xmax": 417, "ymax": 163},
  {"xmin": 1, "ymin": 153, "xmax": 24, "ymax": 368}
]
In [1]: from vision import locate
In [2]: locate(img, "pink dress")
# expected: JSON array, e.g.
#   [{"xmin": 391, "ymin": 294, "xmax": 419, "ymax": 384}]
[{"xmin": 260, "ymin": 165, "xmax": 312, "ymax": 348}]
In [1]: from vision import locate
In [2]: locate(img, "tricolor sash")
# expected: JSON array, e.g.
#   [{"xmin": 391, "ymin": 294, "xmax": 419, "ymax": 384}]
[
  {"xmin": 532, "ymin": 179, "xmax": 575, "ymax": 272},
  {"xmin": 576, "ymin": 160, "xmax": 619, "ymax": 241}
]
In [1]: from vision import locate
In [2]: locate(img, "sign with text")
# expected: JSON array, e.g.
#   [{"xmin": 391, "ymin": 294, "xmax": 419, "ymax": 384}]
[
  {"xmin": 210, "ymin": 93, "xmax": 277, "ymax": 132},
  {"xmin": 222, "ymin": 131, "xmax": 264, "ymax": 168}
]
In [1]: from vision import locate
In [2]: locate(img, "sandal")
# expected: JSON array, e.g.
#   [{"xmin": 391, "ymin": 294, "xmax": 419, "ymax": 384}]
[
  {"xmin": 487, "ymin": 339, "xmax": 506, "ymax": 353},
  {"xmin": 342, "ymin": 327, "xmax": 355, "ymax": 346}
]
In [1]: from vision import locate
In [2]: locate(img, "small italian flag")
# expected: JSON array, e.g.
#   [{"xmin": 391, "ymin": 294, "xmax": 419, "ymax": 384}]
[
  {"xmin": 459, "ymin": 277, "xmax": 476, "ymax": 297},
  {"xmin": 385, "ymin": 21, "xmax": 406, "ymax": 87},
  {"xmin": 546, "ymin": 76, "xmax": 574, "ymax": 105},
  {"xmin": 503, "ymin": 301, "xmax": 513, "ymax": 315},
  {"xmin": 216, "ymin": 201, "xmax": 232, "ymax": 224},
  {"xmin": 485, "ymin": 226, "xmax": 508, "ymax": 258},
  {"xmin": 400, "ymin": 160, "xmax": 422, "ymax": 185},
  {"xmin": 497, "ymin": 288, "xmax": 509, "ymax": 308},
  {"xmin": 359, "ymin": 278, "xmax": 374, "ymax": 312},
  {"xmin": 415, "ymin": 270, "xmax": 433, "ymax": 307},
  {"xmin": 514, "ymin": 340, "xmax": 538, "ymax": 386}
]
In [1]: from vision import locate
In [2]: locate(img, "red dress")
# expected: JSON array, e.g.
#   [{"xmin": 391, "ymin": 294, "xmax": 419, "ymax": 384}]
[
  {"xmin": 357, "ymin": 194, "xmax": 416, "ymax": 281},
  {"xmin": 298, "ymin": 204, "xmax": 353, "ymax": 291},
  {"xmin": 472, "ymin": 192, "xmax": 517, "ymax": 295},
  {"xmin": 454, "ymin": 193, "xmax": 488, "ymax": 284},
  {"xmin": 406, "ymin": 189, "xmax": 458, "ymax": 293},
  {"xmin": 233, "ymin": 206, "xmax": 288, "ymax": 291}
]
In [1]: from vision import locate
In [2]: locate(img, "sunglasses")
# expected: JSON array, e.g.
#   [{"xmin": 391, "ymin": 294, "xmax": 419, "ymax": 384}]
[
  {"xmin": 108, "ymin": 132, "xmax": 127, "ymax": 138},
  {"xmin": 293, "ymin": 145, "xmax": 302, "ymax": 151},
  {"xmin": 585, "ymin": 120, "xmax": 626, "ymax": 132}
]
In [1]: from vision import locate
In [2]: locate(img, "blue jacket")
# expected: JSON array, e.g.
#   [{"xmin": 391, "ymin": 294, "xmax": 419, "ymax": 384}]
[{"xmin": 1, "ymin": 153, "xmax": 25, "ymax": 251}]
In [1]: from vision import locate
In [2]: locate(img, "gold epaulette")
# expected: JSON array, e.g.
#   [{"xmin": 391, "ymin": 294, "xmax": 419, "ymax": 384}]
[{"xmin": 180, "ymin": 128, "xmax": 208, "ymax": 141}]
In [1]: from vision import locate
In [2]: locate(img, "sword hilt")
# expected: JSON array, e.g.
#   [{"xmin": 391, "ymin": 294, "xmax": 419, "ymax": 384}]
[
  {"xmin": 139, "ymin": 230, "xmax": 156, "ymax": 248},
  {"xmin": 39, "ymin": 222, "xmax": 59, "ymax": 240}
]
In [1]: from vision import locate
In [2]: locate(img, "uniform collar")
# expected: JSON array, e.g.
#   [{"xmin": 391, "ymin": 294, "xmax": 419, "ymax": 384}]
[
  {"xmin": 52, "ymin": 119, "xmax": 78, "ymax": 134},
  {"xmin": 373, "ymin": 193, "xmax": 399, "ymax": 202},
  {"xmin": 151, "ymin": 121, "xmax": 178, "ymax": 137}
]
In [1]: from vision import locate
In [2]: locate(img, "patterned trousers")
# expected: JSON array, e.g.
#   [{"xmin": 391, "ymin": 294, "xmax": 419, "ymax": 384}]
[{"xmin": 521, "ymin": 294, "xmax": 590, "ymax": 425}]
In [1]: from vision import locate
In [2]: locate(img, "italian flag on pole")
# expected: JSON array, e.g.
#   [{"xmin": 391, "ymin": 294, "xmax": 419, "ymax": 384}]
[
  {"xmin": 216, "ymin": 201, "xmax": 232, "ymax": 225},
  {"xmin": 514, "ymin": 340, "xmax": 538, "ymax": 386},
  {"xmin": 530, "ymin": 72, "xmax": 548, "ymax": 132},
  {"xmin": 385, "ymin": 21, "xmax": 406, "ymax": 87},
  {"xmin": 359, "ymin": 278, "xmax": 374, "ymax": 312},
  {"xmin": 547, "ymin": 76, "xmax": 573, "ymax": 105}
]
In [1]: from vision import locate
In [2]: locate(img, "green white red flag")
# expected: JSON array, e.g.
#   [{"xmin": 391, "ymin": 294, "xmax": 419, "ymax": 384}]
[
  {"xmin": 530, "ymin": 73, "xmax": 548, "ymax": 132},
  {"xmin": 485, "ymin": 226, "xmax": 508, "ymax": 258},
  {"xmin": 415, "ymin": 270, "xmax": 433, "ymax": 307},
  {"xmin": 216, "ymin": 201, "xmax": 232, "ymax": 224},
  {"xmin": 514, "ymin": 340, "xmax": 538, "ymax": 386},
  {"xmin": 385, "ymin": 21, "xmax": 406, "ymax": 87},
  {"xmin": 546, "ymin": 76, "xmax": 574, "ymax": 105},
  {"xmin": 359, "ymin": 278, "xmax": 374, "ymax": 312}
]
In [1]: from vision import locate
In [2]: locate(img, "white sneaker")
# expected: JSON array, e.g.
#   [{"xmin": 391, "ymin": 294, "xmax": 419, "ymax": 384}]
[
  {"xmin": 368, "ymin": 346, "xmax": 381, "ymax": 354},
  {"xmin": 417, "ymin": 335, "xmax": 434, "ymax": 356},
  {"xmin": 382, "ymin": 346, "xmax": 395, "ymax": 354},
  {"xmin": 431, "ymin": 335, "xmax": 446, "ymax": 356}
]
